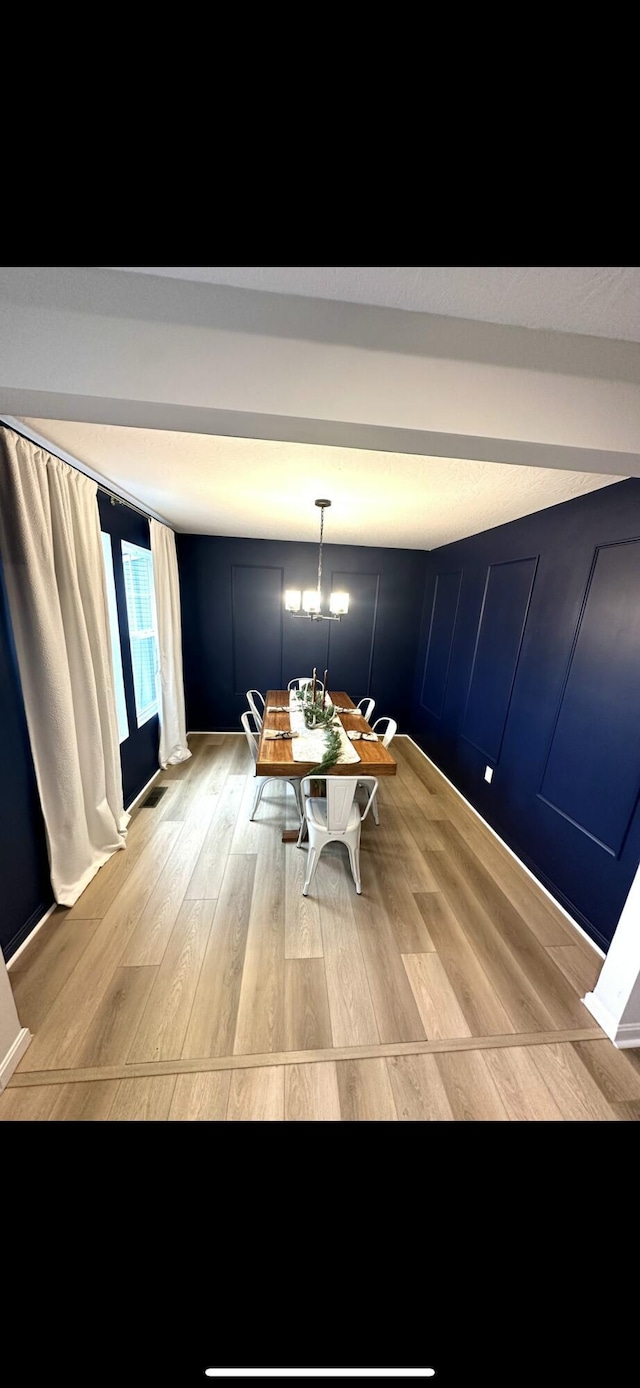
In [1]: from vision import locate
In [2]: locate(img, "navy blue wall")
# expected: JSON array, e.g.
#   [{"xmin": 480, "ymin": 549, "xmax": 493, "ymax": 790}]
[
  {"xmin": 97, "ymin": 495, "xmax": 159, "ymax": 807},
  {"xmin": 0, "ymin": 556, "xmax": 52, "ymax": 960},
  {"xmin": 410, "ymin": 478, "xmax": 640, "ymax": 951},
  {"xmin": 177, "ymin": 534, "xmax": 428, "ymax": 733}
]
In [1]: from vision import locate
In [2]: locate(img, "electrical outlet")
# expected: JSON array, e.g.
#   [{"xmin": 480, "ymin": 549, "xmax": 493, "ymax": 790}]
[{"xmin": 484, "ymin": 766, "xmax": 493, "ymax": 783}]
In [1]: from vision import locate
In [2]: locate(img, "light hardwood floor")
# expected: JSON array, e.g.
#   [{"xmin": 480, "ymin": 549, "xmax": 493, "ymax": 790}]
[{"xmin": 3, "ymin": 734, "xmax": 638, "ymax": 1121}]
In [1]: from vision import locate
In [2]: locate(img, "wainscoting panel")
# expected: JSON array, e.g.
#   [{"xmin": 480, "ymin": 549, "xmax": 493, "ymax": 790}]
[
  {"xmin": 420, "ymin": 570, "xmax": 462, "ymax": 718},
  {"xmin": 327, "ymin": 571, "xmax": 380, "ymax": 700},
  {"xmin": 408, "ymin": 479, "xmax": 640, "ymax": 949},
  {"xmin": 231, "ymin": 565, "xmax": 283, "ymax": 695},
  {"xmin": 539, "ymin": 538, "xmax": 640, "ymax": 856},
  {"xmin": 462, "ymin": 556, "xmax": 538, "ymax": 763}
]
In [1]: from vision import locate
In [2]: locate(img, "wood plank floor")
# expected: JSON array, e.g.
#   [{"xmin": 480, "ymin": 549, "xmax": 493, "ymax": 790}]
[{"xmin": 3, "ymin": 733, "xmax": 635, "ymax": 1122}]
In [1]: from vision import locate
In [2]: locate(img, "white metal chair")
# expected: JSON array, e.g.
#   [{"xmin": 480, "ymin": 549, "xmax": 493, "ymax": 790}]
[
  {"xmin": 297, "ymin": 775, "xmax": 378, "ymax": 896},
  {"xmin": 356, "ymin": 697, "xmax": 375, "ymax": 723},
  {"xmin": 372, "ymin": 716, "xmax": 397, "ymax": 748},
  {"xmin": 287, "ymin": 676, "xmax": 325, "ymax": 692},
  {"xmin": 358, "ymin": 716, "xmax": 397, "ymax": 825},
  {"xmin": 246, "ymin": 689, "xmax": 265, "ymax": 729},
  {"xmin": 241, "ymin": 710, "xmax": 302, "ymax": 821}
]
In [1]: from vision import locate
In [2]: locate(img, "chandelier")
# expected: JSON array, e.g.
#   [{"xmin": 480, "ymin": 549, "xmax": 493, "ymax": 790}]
[{"xmin": 285, "ymin": 499, "xmax": 350, "ymax": 622}]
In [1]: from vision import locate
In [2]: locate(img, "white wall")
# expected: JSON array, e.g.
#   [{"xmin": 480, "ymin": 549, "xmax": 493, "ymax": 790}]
[
  {"xmin": 584, "ymin": 859, "xmax": 640, "ymax": 1046},
  {"xmin": 0, "ymin": 951, "xmax": 30, "ymax": 1088}
]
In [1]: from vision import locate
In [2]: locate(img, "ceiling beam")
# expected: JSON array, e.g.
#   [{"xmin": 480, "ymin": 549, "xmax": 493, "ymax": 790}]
[
  {"xmin": 0, "ymin": 390, "xmax": 635, "ymax": 481},
  {"xmin": 1, "ymin": 267, "xmax": 639, "ymax": 477}
]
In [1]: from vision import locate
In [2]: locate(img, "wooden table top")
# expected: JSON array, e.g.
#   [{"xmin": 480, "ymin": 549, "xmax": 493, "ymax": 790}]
[{"xmin": 256, "ymin": 690, "xmax": 398, "ymax": 777}]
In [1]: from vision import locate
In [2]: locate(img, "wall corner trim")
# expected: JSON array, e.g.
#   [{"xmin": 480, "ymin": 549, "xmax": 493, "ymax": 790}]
[
  {"xmin": 582, "ymin": 992, "xmax": 640, "ymax": 1048},
  {"xmin": 0, "ymin": 1026, "xmax": 32, "ymax": 1091}
]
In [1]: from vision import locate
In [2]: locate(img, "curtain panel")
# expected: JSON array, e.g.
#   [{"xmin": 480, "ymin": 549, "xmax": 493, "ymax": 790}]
[
  {"xmin": 0, "ymin": 428, "xmax": 128, "ymax": 905},
  {"xmin": 149, "ymin": 518, "xmax": 191, "ymax": 768}
]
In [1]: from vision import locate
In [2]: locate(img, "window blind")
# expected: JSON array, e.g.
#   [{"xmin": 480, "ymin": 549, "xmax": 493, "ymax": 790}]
[{"xmin": 121, "ymin": 540, "xmax": 159, "ymax": 726}]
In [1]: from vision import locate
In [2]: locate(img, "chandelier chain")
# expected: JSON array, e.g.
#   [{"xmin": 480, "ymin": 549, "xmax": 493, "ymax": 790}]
[
  {"xmin": 285, "ymin": 497, "xmax": 347, "ymax": 620},
  {"xmin": 317, "ymin": 504, "xmax": 325, "ymax": 594}
]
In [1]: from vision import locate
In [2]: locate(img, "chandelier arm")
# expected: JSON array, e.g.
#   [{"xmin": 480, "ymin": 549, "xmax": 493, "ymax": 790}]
[{"xmin": 289, "ymin": 610, "xmax": 341, "ymax": 622}]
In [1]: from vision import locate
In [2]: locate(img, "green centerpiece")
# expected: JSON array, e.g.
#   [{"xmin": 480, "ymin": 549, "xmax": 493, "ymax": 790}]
[
  {"xmin": 309, "ymin": 724, "xmax": 342, "ymax": 777},
  {"xmin": 302, "ymin": 696, "xmax": 335, "ymax": 730},
  {"xmin": 303, "ymin": 696, "xmax": 341, "ymax": 774},
  {"xmin": 297, "ymin": 667, "xmax": 342, "ymax": 775}
]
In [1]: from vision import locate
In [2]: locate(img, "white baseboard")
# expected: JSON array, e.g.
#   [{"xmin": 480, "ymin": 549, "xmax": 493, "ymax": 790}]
[
  {"xmin": 125, "ymin": 766, "xmax": 163, "ymax": 812},
  {"xmin": 399, "ymin": 735, "xmax": 605, "ymax": 961},
  {"xmin": 0, "ymin": 1027, "xmax": 32, "ymax": 1090},
  {"xmin": 582, "ymin": 991, "xmax": 640, "ymax": 1047},
  {"xmin": 582, "ymin": 991, "xmax": 617, "ymax": 1039},
  {"xmin": 611, "ymin": 1024, "xmax": 640, "ymax": 1049},
  {"xmin": 6, "ymin": 902, "xmax": 57, "ymax": 971},
  {"xmin": 188, "ymin": 730, "xmax": 243, "ymax": 735}
]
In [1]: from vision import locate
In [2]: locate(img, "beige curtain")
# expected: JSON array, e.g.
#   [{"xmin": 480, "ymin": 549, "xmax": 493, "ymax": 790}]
[
  {"xmin": 0, "ymin": 427, "xmax": 128, "ymax": 905},
  {"xmin": 149, "ymin": 518, "xmax": 191, "ymax": 768}
]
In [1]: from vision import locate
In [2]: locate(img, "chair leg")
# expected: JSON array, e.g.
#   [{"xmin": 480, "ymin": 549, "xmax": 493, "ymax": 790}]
[
  {"xmin": 347, "ymin": 841, "xmax": 362, "ymax": 894},
  {"xmin": 296, "ymin": 813, "xmax": 307, "ymax": 847},
  {"xmin": 288, "ymin": 780, "xmax": 303, "ymax": 822},
  {"xmin": 302, "ymin": 845, "xmax": 320, "ymax": 896},
  {"xmin": 250, "ymin": 779, "xmax": 265, "ymax": 820},
  {"xmin": 372, "ymin": 796, "xmax": 380, "ymax": 826}
]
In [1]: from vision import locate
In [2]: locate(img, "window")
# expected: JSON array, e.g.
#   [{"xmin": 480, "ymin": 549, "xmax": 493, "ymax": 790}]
[
  {"xmin": 121, "ymin": 540, "xmax": 159, "ymax": 726},
  {"xmin": 101, "ymin": 533, "xmax": 129, "ymax": 743}
]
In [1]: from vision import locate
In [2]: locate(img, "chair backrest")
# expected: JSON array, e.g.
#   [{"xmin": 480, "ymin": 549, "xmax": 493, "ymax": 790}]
[
  {"xmin": 357, "ymin": 697, "xmax": 375, "ymax": 723},
  {"xmin": 246, "ymin": 689, "xmax": 265, "ymax": 727},
  {"xmin": 288, "ymin": 676, "xmax": 325, "ymax": 692},
  {"xmin": 240, "ymin": 709, "xmax": 260, "ymax": 763},
  {"xmin": 372, "ymin": 717, "xmax": 397, "ymax": 748},
  {"xmin": 301, "ymin": 775, "xmax": 378, "ymax": 830}
]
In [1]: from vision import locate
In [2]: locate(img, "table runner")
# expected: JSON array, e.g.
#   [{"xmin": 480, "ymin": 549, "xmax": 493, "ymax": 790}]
[{"xmin": 288, "ymin": 691, "xmax": 360, "ymax": 765}]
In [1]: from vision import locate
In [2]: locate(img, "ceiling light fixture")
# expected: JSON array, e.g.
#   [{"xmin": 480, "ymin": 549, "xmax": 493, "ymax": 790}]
[{"xmin": 285, "ymin": 499, "xmax": 349, "ymax": 621}]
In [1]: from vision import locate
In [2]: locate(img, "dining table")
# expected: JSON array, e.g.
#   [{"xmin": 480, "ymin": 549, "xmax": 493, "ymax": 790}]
[{"xmin": 257, "ymin": 690, "xmax": 397, "ymax": 841}]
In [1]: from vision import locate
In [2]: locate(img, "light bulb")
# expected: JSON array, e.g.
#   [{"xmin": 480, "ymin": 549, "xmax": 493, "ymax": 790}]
[{"xmin": 329, "ymin": 591, "xmax": 349, "ymax": 615}]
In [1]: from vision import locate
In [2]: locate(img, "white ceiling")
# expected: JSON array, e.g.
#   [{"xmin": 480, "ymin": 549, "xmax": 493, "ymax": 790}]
[
  {"xmin": 19, "ymin": 418, "xmax": 621, "ymax": 549},
  {"xmin": 108, "ymin": 267, "xmax": 640, "ymax": 342}
]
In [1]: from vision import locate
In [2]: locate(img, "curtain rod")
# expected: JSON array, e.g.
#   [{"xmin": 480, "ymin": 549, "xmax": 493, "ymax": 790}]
[
  {"xmin": 99, "ymin": 487, "xmax": 152, "ymax": 520},
  {"xmin": 0, "ymin": 415, "xmax": 172, "ymax": 528}
]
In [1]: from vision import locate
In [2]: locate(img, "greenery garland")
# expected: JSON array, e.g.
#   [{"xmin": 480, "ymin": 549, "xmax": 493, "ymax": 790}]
[
  {"xmin": 308, "ymin": 725, "xmax": 342, "ymax": 780},
  {"xmin": 300, "ymin": 694, "xmax": 342, "ymax": 782},
  {"xmin": 302, "ymin": 696, "xmax": 335, "ymax": 730}
]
